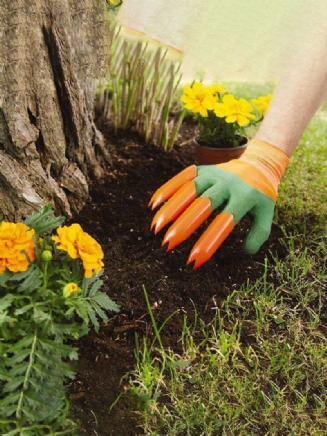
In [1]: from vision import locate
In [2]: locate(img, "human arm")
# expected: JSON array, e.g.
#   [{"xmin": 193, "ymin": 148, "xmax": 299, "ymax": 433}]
[
  {"xmin": 255, "ymin": 3, "xmax": 327, "ymax": 156},
  {"xmin": 149, "ymin": 4, "xmax": 327, "ymax": 268}
]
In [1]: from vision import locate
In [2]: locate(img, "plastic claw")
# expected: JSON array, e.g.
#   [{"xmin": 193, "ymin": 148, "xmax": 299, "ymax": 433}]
[
  {"xmin": 148, "ymin": 165, "xmax": 197, "ymax": 209},
  {"xmin": 151, "ymin": 180, "xmax": 197, "ymax": 234},
  {"xmin": 187, "ymin": 212, "xmax": 234, "ymax": 269},
  {"xmin": 162, "ymin": 197, "xmax": 212, "ymax": 251}
]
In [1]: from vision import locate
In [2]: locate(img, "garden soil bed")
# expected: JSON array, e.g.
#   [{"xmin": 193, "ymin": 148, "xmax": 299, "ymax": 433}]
[{"xmin": 70, "ymin": 122, "xmax": 287, "ymax": 435}]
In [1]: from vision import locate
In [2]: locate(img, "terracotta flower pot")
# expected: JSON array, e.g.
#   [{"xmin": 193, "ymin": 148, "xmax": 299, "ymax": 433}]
[{"xmin": 193, "ymin": 136, "xmax": 248, "ymax": 165}]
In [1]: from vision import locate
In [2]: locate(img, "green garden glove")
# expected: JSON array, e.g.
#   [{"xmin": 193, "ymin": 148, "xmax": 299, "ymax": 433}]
[{"xmin": 149, "ymin": 140, "xmax": 290, "ymax": 268}]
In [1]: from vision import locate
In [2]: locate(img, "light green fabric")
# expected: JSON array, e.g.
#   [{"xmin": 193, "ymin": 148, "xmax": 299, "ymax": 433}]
[{"xmin": 195, "ymin": 165, "xmax": 276, "ymax": 254}]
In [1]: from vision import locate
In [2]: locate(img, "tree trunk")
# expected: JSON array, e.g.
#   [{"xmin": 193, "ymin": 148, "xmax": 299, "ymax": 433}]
[{"xmin": 0, "ymin": 0, "xmax": 111, "ymax": 221}]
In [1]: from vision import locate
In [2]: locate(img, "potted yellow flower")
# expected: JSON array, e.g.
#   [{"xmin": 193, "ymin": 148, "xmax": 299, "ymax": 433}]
[{"xmin": 181, "ymin": 81, "xmax": 272, "ymax": 164}]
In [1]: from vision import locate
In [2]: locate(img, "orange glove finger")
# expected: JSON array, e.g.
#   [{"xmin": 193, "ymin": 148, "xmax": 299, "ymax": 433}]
[
  {"xmin": 162, "ymin": 197, "xmax": 211, "ymax": 251},
  {"xmin": 148, "ymin": 165, "xmax": 197, "ymax": 209},
  {"xmin": 187, "ymin": 212, "xmax": 234, "ymax": 269},
  {"xmin": 151, "ymin": 180, "xmax": 197, "ymax": 234}
]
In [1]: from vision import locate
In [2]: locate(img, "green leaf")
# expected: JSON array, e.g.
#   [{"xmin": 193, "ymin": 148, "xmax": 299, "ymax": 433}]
[
  {"xmin": 8, "ymin": 362, "xmax": 30, "ymax": 378},
  {"xmin": 38, "ymin": 337, "xmax": 77, "ymax": 355},
  {"xmin": 0, "ymin": 270, "xmax": 12, "ymax": 287},
  {"xmin": 7, "ymin": 268, "xmax": 32, "ymax": 282},
  {"xmin": 0, "ymin": 312, "xmax": 14, "ymax": 325},
  {"xmin": 87, "ymin": 309, "xmax": 100, "ymax": 332},
  {"xmin": 34, "ymin": 351, "xmax": 73, "ymax": 372},
  {"xmin": 0, "ymin": 294, "xmax": 14, "ymax": 312},
  {"xmin": 10, "ymin": 335, "xmax": 34, "ymax": 352},
  {"xmin": 5, "ymin": 350, "xmax": 31, "ymax": 366},
  {"xmin": 14, "ymin": 305, "xmax": 33, "ymax": 316},
  {"xmin": 17, "ymin": 266, "xmax": 42, "ymax": 293},
  {"xmin": 32, "ymin": 362, "xmax": 60, "ymax": 379},
  {"xmin": 0, "ymin": 369, "xmax": 10, "ymax": 381},
  {"xmin": 92, "ymin": 292, "xmax": 120, "ymax": 313},
  {"xmin": 81, "ymin": 270, "xmax": 103, "ymax": 295},
  {"xmin": 69, "ymin": 349, "xmax": 79, "ymax": 361},
  {"xmin": 88, "ymin": 278, "xmax": 103, "ymax": 298},
  {"xmin": 23, "ymin": 204, "xmax": 65, "ymax": 234},
  {"xmin": 32, "ymin": 307, "xmax": 52, "ymax": 323},
  {"xmin": 90, "ymin": 302, "xmax": 108, "ymax": 324},
  {"xmin": 2, "ymin": 375, "xmax": 25, "ymax": 392},
  {"xmin": 0, "ymin": 391, "xmax": 20, "ymax": 408}
]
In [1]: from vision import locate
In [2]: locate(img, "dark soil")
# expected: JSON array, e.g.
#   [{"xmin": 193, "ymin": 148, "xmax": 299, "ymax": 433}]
[{"xmin": 70, "ymin": 122, "xmax": 287, "ymax": 435}]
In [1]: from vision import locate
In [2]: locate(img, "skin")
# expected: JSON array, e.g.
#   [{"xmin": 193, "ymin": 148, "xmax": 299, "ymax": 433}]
[{"xmin": 255, "ymin": 4, "xmax": 327, "ymax": 157}]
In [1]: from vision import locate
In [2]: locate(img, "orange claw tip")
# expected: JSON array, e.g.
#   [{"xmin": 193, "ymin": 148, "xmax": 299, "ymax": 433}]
[
  {"xmin": 148, "ymin": 165, "xmax": 197, "ymax": 209},
  {"xmin": 187, "ymin": 212, "xmax": 234, "ymax": 269},
  {"xmin": 150, "ymin": 181, "xmax": 197, "ymax": 234},
  {"xmin": 161, "ymin": 197, "xmax": 212, "ymax": 251}
]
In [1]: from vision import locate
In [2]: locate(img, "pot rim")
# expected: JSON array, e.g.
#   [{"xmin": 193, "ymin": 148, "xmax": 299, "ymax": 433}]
[{"xmin": 193, "ymin": 136, "xmax": 248, "ymax": 151}]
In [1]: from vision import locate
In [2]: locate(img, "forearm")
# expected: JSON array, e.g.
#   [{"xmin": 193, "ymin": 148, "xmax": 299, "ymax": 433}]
[{"xmin": 254, "ymin": 4, "xmax": 327, "ymax": 157}]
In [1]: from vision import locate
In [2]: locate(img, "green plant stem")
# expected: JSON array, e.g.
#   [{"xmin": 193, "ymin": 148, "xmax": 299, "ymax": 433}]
[
  {"xmin": 16, "ymin": 330, "xmax": 38, "ymax": 419},
  {"xmin": 143, "ymin": 286, "xmax": 163, "ymax": 350},
  {"xmin": 43, "ymin": 262, "xmax": 48, "ymax": 290}
]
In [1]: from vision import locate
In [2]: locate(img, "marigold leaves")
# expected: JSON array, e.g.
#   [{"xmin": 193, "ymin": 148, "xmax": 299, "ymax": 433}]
[
  {"xmin": 83, "ymin": 275, "xmax": 104, "ymax": 298},
  {"xmin": 9, "ymin": 335, "xmax": 34, "ymax": 352},
  {"xmin": 32, "ymin": 307, "xmax": 52, "ymax": 323},
  {"xmin": 0, "ymin": 270, "xmax": 12, "ymax": 286},
  {"xmin": 15, "ymin": 266, "xmax": 42, "ymax": 293},
  {"xmin": 6, "ymin": 362, "xmax": 31, "ymax": 378},
  {"xmin": 0, "ymin": 294, "xmax": 14, "ymax": 312},
  {"xmin": 87, "ymin": 308, "xmax": 100, "ymax": 332},
  {"xmin": 66, "ymin": 299, "xmax": 89, "ymax": 323},
  {"xmin": 2, "ymin": 376, "xmax": 25, "ymax": 393},
  {"xmin": 32, "ymin": 362, "xmax": 64, "ymax": 382},
  {"xmin": 6, "ymin": 268, "xmax": 32, "ymax": 282},
  {"xmin": 0, "ymin": 391, "xmax": 21, "ymax": 409},
  {"xmin": 38, "ymin": 337, "xmax": 78, "ymax": 358},
  {"xmin": 4, "ymin": 350, "xmax": 31, "ymax": 367},
  {"xmin": 34, "ymin": 350, "xmax": 74, "ymax": 376},
  {"xmin": 0, "ymin": 368, "xmax": 10, "ymax": 381},
  {"xmin": 0, "ymin": 313, "xmax": 15, "ymax": 327},
  {"xmin": 92, "ymin": 292, "xmax": 120, "ymax": 313},
  {"xmin": 24, "ymin": 204, "xmax": 65, "ymax": 235}
]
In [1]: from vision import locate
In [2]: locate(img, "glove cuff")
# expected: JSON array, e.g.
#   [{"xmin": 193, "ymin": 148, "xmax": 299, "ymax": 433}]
[{"xmin": 240, "ymin": 139, "xmax": 290, "ymax": 191}]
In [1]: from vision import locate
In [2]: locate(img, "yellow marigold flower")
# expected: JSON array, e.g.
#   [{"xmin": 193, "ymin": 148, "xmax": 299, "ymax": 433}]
[
  {"xmin": 52, "ymin": 223, "xmax": 104, "ymax": 278},
  {"xmin": 251, "ymin": 93, "xmax": 272, "ymax": 115},
  {"xmin": 181, "ymin": 81, "xmax": 217, "ymax": 117},
  {"xmin": 63, "ymin": 282, "xmax": 81, "ymax": 298},
  {"xmin": 215, "ymin": 94, "xmax": 255, "ymax": 127},
  {"xmin": 211, "ymin": 83, "xmax": 226, "ymax": 95},
  {"xmin": 0, "ymin": 222, "xmax": 35, "ymax": 274}
]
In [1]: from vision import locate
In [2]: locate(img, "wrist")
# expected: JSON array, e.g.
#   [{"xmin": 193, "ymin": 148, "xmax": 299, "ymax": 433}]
[{"xmin": 240, "ymin": 139, "xmax": 290, "ymax": 191}]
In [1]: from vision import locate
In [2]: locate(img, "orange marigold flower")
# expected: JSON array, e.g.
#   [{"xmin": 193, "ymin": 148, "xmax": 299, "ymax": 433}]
[
  {"xmin": 52, "ymin": 224, "xmax": 104, "ymax": 278},
  {"xmin": 0, "ymin": 222, "xmax": 36, "ymax": 274}
]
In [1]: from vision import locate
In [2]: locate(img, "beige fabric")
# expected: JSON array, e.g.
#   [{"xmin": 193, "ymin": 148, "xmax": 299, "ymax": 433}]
[{"xmin": 117, "ymin": 0, "xmax": 327, "ymax": 83}]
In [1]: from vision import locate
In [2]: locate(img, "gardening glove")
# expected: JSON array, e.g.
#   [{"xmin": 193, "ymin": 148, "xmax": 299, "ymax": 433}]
[{"xmin": 149, "ymin": 140, "xmax": 290, "ymax": 269}]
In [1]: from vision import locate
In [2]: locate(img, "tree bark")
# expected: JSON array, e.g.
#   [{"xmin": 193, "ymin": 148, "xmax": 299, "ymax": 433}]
[{"xmin": 0, "ymin": 0, "xmax": 111, "ymax": 221}]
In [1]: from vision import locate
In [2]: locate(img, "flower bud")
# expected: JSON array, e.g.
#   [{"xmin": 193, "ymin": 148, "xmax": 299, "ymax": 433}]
[
  {"xmin": 63, "ymin": 282, "xmax": 81, "ymax": 298},
  {"xmin": 41, "ymin": 250, "xmax": 52, "ymax": 262}
]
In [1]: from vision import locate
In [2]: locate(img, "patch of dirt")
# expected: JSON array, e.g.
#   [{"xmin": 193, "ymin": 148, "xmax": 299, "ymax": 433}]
[{"xmin": 71, "ymin": 122, "xmax": 287, "ymax": 435}]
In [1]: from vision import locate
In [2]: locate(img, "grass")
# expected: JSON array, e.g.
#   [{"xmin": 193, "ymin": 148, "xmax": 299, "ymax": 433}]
[
  {"xmin": 95, "ymin": 23, "xmax": 183, "ymax": 150},
  {"xmin": 121, "ymin": 83, "xmax": 327, "ymax": 435}
]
